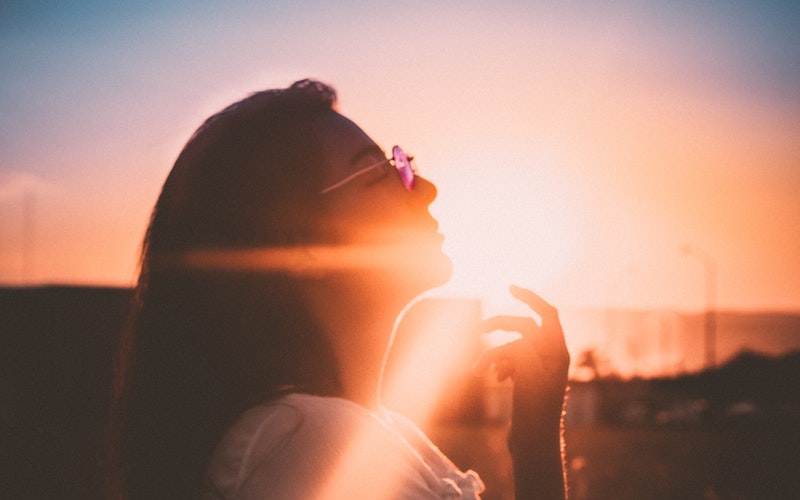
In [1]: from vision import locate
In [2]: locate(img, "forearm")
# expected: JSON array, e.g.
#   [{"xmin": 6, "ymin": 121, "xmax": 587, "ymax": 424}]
[{"xmin": 508, "ymin": 391, "xmax": 568, "ymax": 500}]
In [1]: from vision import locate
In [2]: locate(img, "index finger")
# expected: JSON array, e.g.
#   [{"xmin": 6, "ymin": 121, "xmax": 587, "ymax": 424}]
[
  {"xmin": 480, "ymin": 315, "xmax": 540, "ymax": 335},
  {"xmin": 509, "ymin": 285, "xmax": 559, "ymax": 323}
]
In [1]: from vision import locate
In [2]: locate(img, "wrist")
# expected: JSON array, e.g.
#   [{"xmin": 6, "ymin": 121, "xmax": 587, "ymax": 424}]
[{"xmin": 508, "ymin": 388, "xmax": 567, "ymax": 453}]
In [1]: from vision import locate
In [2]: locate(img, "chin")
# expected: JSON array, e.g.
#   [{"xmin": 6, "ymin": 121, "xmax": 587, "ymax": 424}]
[
  {"xmin": 340, "ymin": 239, "xmax": 452, "ymax": 293},
  {"xmin": 433, "ymin": 251, "xmax": 455, "ymax": 285},
  {"xmin": 410, "ymin": 248, "xmax": 454, "ymax": 291}
]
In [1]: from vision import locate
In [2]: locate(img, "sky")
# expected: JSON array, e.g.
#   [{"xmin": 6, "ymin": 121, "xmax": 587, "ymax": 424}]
[{"xmin": 2, "ymin": 0, "xmax": 799, "ymax": 315}]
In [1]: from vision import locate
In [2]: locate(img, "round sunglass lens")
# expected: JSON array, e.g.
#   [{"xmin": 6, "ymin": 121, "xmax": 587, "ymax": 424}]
[{"xmin": 392, "ymin": 146, "xmax": 415, "ymax": 190}]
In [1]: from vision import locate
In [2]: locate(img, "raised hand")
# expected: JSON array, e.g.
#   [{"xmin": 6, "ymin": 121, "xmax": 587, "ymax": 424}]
[{"xmin": 474, "ymin": 285, "xmax": 570, "ymax": 499}]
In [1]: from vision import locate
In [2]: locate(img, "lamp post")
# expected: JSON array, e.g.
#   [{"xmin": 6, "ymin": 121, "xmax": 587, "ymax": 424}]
[
  {"xmin": 22, "ymin": 187, "xmax": 35, "ymax": 283},
  {"xmin": 681, "ymin": 245, "xmax": 717, "ymax": 370}
]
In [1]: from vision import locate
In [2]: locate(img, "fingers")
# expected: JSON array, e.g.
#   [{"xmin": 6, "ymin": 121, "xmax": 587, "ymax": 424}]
[
  {"xmin": 472, "ymin": 339, "xmax": 547, "ymax": 381},
  {"xmin": 474, "ymin": 352, "xmax": 515, "ymax": 382},
  {"xmin": 509, "ymin": 285, "xmax": 558, "ymax": 323},
  {"xmin": 479, "ymin": 285, "xmax": 562, "ymax": 342},
  {"xmin": 474, "ymin": 286, "xmax": 569, "ymax": 384},
  {"xmin": 480, "ymin": 315, "xmax": 539, "ymax": 336},
  {"xmin": 472, "ymin": 342, "xmax": 509, "ymax": 377},
  {"xmin": 508, "ymin": 285, "xmax": 567, "ymax": 352}
]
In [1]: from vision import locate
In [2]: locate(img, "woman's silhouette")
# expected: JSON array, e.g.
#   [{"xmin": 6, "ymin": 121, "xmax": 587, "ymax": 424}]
[{"xmin": 108, "ymin": 79, "xmax": 569, "ymax": 499}]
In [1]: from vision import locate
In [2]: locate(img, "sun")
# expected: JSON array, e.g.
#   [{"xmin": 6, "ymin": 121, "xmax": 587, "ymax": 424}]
[{"xmin": 428, "ymin": 150, "xmax": 591, "ymax": 316}]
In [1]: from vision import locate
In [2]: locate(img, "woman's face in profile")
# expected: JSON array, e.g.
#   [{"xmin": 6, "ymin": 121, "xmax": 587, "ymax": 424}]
[{"xmin": 312, "ymin": 111, "xmax": 453, "ymax": 289}]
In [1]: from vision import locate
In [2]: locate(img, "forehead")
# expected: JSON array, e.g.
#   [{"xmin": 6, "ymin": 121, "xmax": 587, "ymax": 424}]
[{"xmin": 312, "ymin": 111, "xmax": 384, "ymax": 184}]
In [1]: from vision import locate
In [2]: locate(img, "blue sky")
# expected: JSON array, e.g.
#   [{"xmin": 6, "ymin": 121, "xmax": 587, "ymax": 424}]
[{"xmin": 1, "ymin": 0, "xmax": 799, "ymax": 312}]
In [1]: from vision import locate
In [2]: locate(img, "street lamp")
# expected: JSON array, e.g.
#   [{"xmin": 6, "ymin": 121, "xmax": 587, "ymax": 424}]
[{"xmin": 681, "ymin": 244, "xmax": 717, "ymax": 370}]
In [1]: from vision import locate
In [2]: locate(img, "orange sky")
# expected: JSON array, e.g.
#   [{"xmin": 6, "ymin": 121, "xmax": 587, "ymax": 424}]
[{"xmin": 1, "ymin": 1, "xmax": 799, "ymax": 315}]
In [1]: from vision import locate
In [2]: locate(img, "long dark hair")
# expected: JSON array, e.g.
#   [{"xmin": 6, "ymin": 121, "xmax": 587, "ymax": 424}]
[{"xmin": 107, "ymin": 80, "xmax": 343, "ymax": 499}]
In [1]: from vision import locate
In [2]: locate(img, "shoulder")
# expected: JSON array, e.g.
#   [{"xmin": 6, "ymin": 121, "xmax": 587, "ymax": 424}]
[
  {"xmin": 204, "ymin": 394, "xmax": 480, "ymax": 499},
  {"xmin": 204, "ymin": 394, "xmax": 380, "ymax": 498},
  {"xmin": 220, "ymin": 393, "xmax": 372, "ymax": 453}
]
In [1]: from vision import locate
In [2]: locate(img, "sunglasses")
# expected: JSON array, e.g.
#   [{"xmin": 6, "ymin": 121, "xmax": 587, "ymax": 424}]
[{"xmin": 321, "ymin": 145, "xmax": 416, "ymax": 194}]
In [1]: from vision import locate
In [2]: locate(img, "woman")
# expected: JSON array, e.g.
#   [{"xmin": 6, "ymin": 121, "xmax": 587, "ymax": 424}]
[{"xmin": 109, "ymin": 79, "xmax": 570, "ymax": 499}]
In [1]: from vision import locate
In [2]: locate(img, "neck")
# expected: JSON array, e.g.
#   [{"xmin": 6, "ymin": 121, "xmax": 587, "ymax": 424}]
[{"xmin": 302, "ymin": 273, "xmax": 419, "ymax": 409}]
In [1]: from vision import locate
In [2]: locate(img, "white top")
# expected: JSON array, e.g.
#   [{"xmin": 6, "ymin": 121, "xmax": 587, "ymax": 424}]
[{"xmin": 203, "ymin": 393, "xmax": 484, "ymax": 499}]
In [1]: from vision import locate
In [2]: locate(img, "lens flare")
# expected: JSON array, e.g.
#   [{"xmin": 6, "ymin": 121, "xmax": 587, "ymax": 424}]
[
  {"xmin": 151, "ymin": 241, "xmax": 446, "ymax": 276},
  {"xmin": 317, "ymin": 298, "xmax": 486, "ymax": 498},
  {"xmin": 381, "ymin": 298, "xmax": 484, "ymax": 425}
]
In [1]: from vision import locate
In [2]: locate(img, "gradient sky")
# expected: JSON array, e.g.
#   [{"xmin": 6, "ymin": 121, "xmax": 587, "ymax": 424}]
[{"xmin": 2, "ymin": 0, "xmax": 799, "ymax": 313}]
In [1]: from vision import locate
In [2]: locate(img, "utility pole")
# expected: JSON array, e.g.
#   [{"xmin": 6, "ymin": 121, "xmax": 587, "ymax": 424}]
[
  {"xmin": 22, "ymin": 187, "xmax": 35, "ymax": 283},
  {"xmin": 681, "ymin": 245, "xmax": 717, "ymax": 369}
]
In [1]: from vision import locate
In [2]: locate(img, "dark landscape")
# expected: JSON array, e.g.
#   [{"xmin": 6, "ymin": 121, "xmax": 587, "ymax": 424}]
[{"xmin": 1, "ymin": 286, "xmax": 798, "ymax": 499}]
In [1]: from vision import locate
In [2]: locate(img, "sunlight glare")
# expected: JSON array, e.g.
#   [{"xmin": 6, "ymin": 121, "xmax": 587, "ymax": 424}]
[
  {"xmin": 381, "ymin": 298, "xmax": 483, "ymax": 425},
  {"xmin": 432, "ymin": 145, "xmax": 592, "ymax": 312},
  {"xmin": 153, "ymin": 241, "xmax": 447, "ymax": 276},
  {"xmin": 318, "ymin": 298, "xmax": 484, "ymax": 499}
]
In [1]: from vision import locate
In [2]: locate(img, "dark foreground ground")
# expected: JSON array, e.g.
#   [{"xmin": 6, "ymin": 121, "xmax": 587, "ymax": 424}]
[
  {"xmin": 2, "ymin": 286, "xmax": 798, "ymax": 499},
  {"xmin": 431, "ymin": 420, "xmax": 799, "ymax": 500}
]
